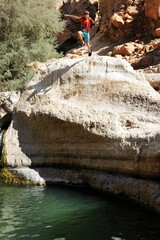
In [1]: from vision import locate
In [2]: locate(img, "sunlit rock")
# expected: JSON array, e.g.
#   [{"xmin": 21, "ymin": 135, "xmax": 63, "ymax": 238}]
[{"xmin": 4, "ymin": 56, "xmax": 160, "ymax": 180}]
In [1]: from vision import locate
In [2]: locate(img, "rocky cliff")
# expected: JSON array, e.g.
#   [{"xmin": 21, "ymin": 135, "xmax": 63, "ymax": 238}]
[
  {"xmin": 99, "ymin": 0, "xmax": 160, "ymax": 41},
  {"xmin": 57, "ymin": 0, "xmax": 160, "ymax": 69},
  {"xmin": 98, "ymin": 0, "xmax": 160, "ymax": 68},
  {"xmin": 3, "ymin": 56, "xmax": 160, "ymax": 211}
]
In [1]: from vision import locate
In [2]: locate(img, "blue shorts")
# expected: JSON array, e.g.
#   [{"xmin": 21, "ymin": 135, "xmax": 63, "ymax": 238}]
[{"xmin": 81, "ymin": 30, "xmax": 90, "ymax": 42}]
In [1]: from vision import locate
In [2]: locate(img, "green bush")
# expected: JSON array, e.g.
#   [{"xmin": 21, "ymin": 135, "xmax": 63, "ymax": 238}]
[{"xmin": 0, "ymin": 0, "xmax": 65, "ymax": 92}]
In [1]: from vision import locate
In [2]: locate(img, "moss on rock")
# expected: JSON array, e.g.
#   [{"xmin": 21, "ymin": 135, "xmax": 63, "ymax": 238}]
[
  {"xmin": 0, "ymin": 133, "xmax": 31, "ymax": 185},
  {"xmin": 1, "ymin": 131, "xmax": 6, "ymax": 168},
  {"xmin": 0, "ymin": 167, "xmax": 44, "ymax": 185},
  {"xmin": 0, "ymin": 168, "xmax": 23, "ymax": 184}
]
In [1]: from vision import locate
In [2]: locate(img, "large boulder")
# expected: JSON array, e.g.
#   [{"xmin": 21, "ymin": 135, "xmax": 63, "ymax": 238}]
[
  {"xmin": 4, "ymin": 56, "xmax": 160, "ymax": 180},
  {"xmin": 113, "ymin": 42, "xmax": 143, "ymax": 56}
]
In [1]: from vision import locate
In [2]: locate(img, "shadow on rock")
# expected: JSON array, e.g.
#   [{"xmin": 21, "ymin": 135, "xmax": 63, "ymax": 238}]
[{"xmin": 27, "ymin": 59, "xmax": 86, "ymax": 101}]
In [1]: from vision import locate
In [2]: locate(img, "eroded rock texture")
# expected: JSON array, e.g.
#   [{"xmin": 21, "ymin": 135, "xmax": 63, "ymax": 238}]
[
  {"xmin": 0, "ymin": 92, "xmax": 20, "ymax": 119},
  {"xmin": 99, "ymin": 0, "xmax": 160, "ymax": 41},
  {"xmin": 5, "ymin": 57, "xmax": 160, "ymax": 180}
]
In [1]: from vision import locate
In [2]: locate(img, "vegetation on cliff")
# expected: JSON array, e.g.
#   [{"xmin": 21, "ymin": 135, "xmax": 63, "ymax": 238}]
[{"xmin": 0, "ymin": 0, "xmax": 65, "ymax": 92}]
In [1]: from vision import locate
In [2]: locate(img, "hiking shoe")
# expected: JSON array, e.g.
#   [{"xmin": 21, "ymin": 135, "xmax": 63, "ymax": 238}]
[
  {"xmin": 82, "ymin": 42, "xmax": 85, "ymax": 47},
  {"xmin": 88, "ymin": 49, "xmax": 92, "ymax": 57}
]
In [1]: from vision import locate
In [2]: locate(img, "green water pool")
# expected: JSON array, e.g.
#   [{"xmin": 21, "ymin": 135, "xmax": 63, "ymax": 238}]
[{"xmin": 0, "ymin": 184, "xmax": 159, "ymax": 240}]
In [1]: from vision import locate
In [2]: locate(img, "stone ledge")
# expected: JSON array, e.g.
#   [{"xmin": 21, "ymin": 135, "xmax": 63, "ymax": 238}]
[{"xmin": 34, "ymin": 167, "xmax": 160, "ymax": 213}]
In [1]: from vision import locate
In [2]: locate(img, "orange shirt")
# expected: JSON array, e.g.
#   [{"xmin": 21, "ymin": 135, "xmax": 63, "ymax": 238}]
[{"xmin": 79, "ymin": 17, "xmax": 94, "ymax": 32}]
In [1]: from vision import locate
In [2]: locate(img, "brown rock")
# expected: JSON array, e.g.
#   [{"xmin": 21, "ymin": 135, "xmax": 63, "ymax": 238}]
[
  {"xmin": 118, "ymin": 12, "xmax": 124, "ymax": 16},
  {"xmin": 126, "ymin": 19, "xmax": 133, "ymax": 24},
  {"xmin": 124, "ymin": 28, "xmax": 134, "ymax": 35},
  {"xmin": 138, "ymin": 41, "xmax": 144, "ymax": 45},
  {"xmin": 110, "ymin": 13, "xmax": 124, "ymax": 28},
  {"xmin": 134, "ymin": 0, "xmax": 141, "ymax": 5},
  {"xmin": 155, "ymin": 28, "xmax": 160, "ymax": 37},
  {"xmin": 144, "ymin": 45, "xmax": 151, "ymax": 52},
  {"xmin": 113, "ymin": 42, "xmax": 143, "ymax": 57},
  {"xmin": 153, "ymin": 56, "xmax": 160, "ymax": 64},
  {"xmin": 99, "ymin": 0, "xmax": 159, "ymax": 42},
  {"xmin": 136, "ymin": 33, "xmax": 142, "ymax": 38},
  {"xmin": 139, "ymin": 55, "xmax": 153, "ymax": 67},
  {"xmin": 151, "ymin": 22, "xmax": 155, "ymax": 27},
  {"xmin": 144, "ymin": 0, "xmax": 160, "ymax": 20},
  {"xmin": 134, "ymin": 43, "xmax": 144, "ymax": 50},
  {"xmin": 57, "ymin": 29, "xmax": 72, "ymax": 45},
  {"xmin": 124, "ymin": 13, "xmax": 133, "ymax": 21},
  {"xmin": 126, "ymin": 0, "xmax": 133, "ymax": 5},
  {"xmin": 113, "ymin": 42, "xmax": 136, "ymax": 56},
  {"xmin": 125, "ymin": 6, "xmax": 138, "ymax": 15},
  {"xmin": 120, "ymin": 4, "xmax": 125, "ymax": 9}
]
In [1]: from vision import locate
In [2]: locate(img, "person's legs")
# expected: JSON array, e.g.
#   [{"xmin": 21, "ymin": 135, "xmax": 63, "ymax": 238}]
[
  {"xmin": 84, "ymin": 32, "xmax": 92, "ymax": 56},
  {"xmin": 78, "ymin": 31, "xmax": 85, "ymax": 44},
  {"xmin": 85, "ymin": 42, "xmax": 91, "ymax": 53}
]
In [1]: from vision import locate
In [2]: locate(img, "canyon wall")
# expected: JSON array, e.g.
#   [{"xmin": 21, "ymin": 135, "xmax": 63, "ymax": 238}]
[
  {"xmin": 99, "ymin": 0, "xmax": 160, "ymax": 41},
  {"xmin": 56, "ymin": 0, "xmax": 160, "ymax": 44}
]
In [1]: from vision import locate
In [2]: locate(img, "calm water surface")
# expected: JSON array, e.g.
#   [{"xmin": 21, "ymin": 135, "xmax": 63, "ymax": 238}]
[{"xmin": 0, "ymin": 184, "xmax": 160, "ymax": 240}]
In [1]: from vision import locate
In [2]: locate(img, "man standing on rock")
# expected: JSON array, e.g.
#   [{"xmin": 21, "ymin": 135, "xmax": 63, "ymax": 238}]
[{"xmin": 64, "ymin": 11, "xmax": 101, "ymax": 56}]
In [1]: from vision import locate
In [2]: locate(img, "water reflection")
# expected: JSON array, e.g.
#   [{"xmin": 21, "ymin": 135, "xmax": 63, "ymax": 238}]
[
  {"xmin": 0, "ymin": 186, "xmax": 44, "ymax": 238},
  {"xmin": 0, "ymin": 184, "xmax": 159, "ymax": 240}
]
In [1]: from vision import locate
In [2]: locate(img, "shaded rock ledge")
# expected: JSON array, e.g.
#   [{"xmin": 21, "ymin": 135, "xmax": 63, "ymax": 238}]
[
  {"xmin": 35, "ymin": 167, "xmax": 160, "ymax": 213},
  {"xmin": 3, "ymin": 56, "xmax": 160, "ymax": 211}
]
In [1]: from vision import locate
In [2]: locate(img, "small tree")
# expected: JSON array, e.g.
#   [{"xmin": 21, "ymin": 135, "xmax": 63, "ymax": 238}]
[{"xmin": 0, "ymin": 0, "xmax": 65, "ymax": 91}]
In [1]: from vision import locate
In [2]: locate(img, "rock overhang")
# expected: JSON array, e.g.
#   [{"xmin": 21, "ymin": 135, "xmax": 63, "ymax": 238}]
[{"xmin": 4, "ymin": 56, "xmax": 160, "ymax": 179}]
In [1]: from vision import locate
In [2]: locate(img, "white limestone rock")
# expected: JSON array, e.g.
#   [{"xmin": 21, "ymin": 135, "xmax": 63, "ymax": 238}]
[
  {"xmin": 4, "ymin": 56, "xmax": 160, "ymax": 179},
  {"xmin": 11, "ymin": 168, "xmax": 45, "ymax": 185},
  {"xmin": 0, "ymin": 91, "xmax": 20, "ymax": 118}
]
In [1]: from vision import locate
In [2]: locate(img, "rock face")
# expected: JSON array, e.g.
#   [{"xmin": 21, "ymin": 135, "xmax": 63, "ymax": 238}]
[
  {"xmin": 4, "ymin": 56, "xmax": 160, "ymax": 180},
  {"xmin": 110, "ymin": 13, "xmax": 124, "ymax": 28},
  {"xmin": 144, "ymin": 0, "xmax": 160, "ymax": 21},
  {"xmin": 0, "ymin": 92, "xmax": 20, "ymax": 119},
  {"xmin": 99, "ymin": 0, "xmax": 160, "ymax": 41},
  {"xmin": 56, "ymin": 0, "xmax": 160, "ymax": 67}
]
